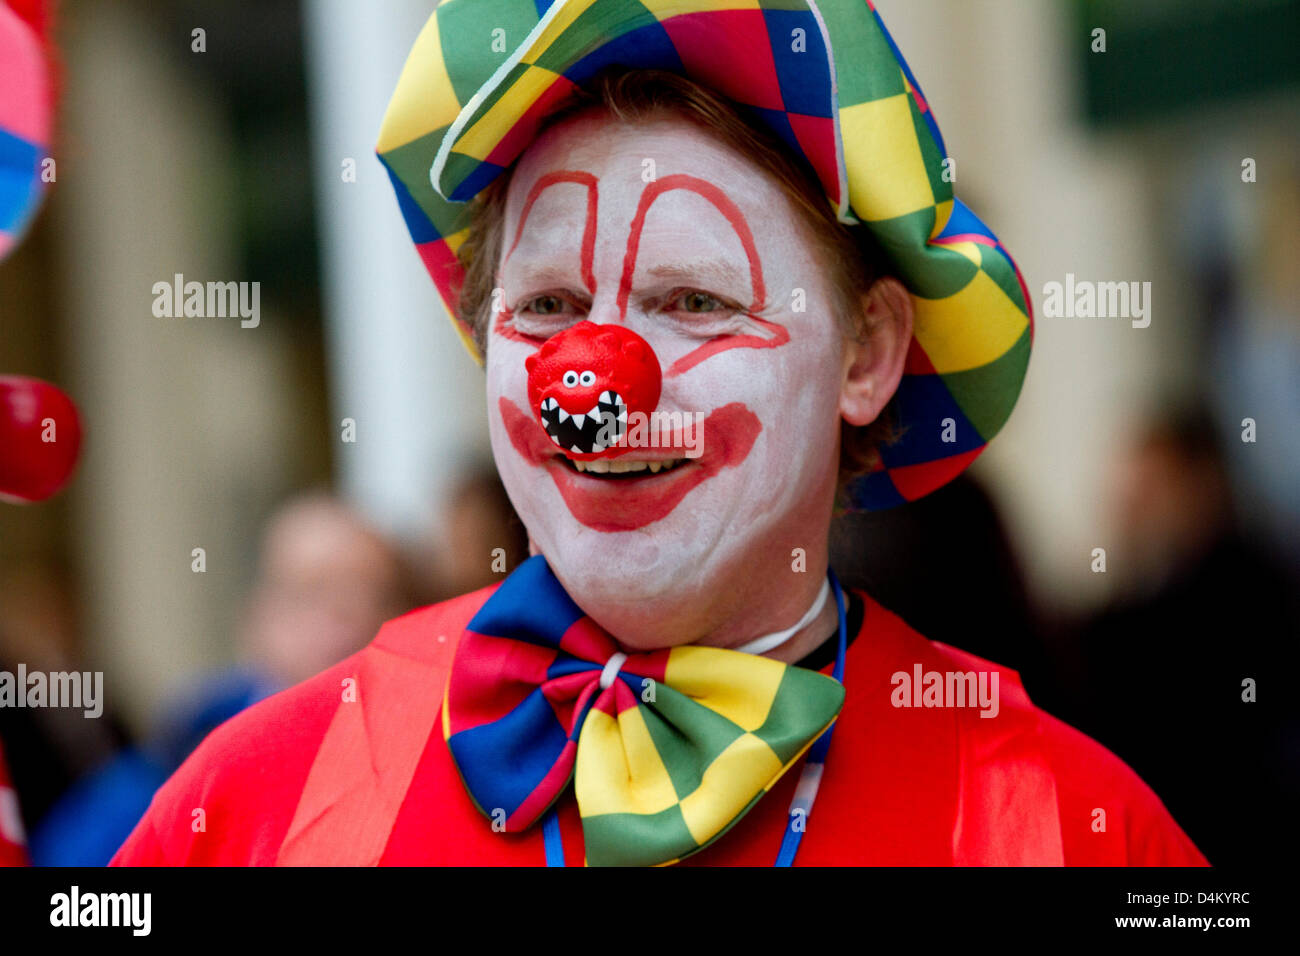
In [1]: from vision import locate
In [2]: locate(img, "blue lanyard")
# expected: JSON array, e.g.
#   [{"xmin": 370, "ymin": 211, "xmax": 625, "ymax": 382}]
[{"xmin": 543, "ymin": 570, "xmax": 848, "ymax": 867}]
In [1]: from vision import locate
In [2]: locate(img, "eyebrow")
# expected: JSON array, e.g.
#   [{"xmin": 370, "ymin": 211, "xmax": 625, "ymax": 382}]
[
  {"xmin": 643, "ymin": 260, "xmax": 746, "ymax": 291},
  {"xmin": 499, "ymin": 262, "xmax": 591, "ymax": 296}
]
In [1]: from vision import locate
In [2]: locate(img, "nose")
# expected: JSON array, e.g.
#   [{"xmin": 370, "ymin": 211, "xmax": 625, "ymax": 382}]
[{"xmin": 525, "ymin": 321, "xmax": 662, "ymax": 460}]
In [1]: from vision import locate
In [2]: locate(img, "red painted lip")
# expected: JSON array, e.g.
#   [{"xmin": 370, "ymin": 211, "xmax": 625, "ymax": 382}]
[{"xmin": 500, "ymin": 397, "xmax": 761, "ymax": 532}]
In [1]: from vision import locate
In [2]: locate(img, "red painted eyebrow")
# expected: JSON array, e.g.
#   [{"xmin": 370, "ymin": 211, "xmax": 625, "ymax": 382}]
[
  {"xmin": 618, "ymin": 174, "xmax": 785, "ymax": 377},
  {"xmin": 505, "ymin": 170, "xmax": 599, "ymax": 294},
  {"xmin": 616, "ymin": 173, "xmax": 767, "ymax": 320}
]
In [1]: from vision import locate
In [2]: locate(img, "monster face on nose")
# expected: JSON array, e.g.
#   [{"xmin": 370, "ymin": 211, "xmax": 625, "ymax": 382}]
[{"xmin": 526, "ymin": 321, "xmax": 662, "ymax": 460}]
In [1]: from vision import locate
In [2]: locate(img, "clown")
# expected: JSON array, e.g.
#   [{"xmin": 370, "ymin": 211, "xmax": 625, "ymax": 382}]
[{"xmin": 114, "ymin": 0, "xmax": 1205, "ymax": 866}]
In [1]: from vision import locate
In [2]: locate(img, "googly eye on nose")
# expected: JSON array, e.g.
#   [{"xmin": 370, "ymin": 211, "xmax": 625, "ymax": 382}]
[{"xmin": 526, "ymin": 320, "xmax": 662, "ymax": 460}]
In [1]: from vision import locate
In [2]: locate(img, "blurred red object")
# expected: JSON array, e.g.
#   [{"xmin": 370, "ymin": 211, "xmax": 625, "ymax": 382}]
[
  {"xmin": 0, "ymin": 740, "xmax": 27, "ymax": 866},
  {"xmin": 0, "ymin": 376, "xmax": 81, "ymax": 502},
  {"xmin": 7, "ymin": 0, "xmax": 52, "ymax": 38}
]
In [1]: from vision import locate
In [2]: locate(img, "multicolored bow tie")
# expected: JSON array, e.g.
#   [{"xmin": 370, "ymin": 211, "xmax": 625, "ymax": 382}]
[{"xmin": 443, "ymin": 556, "xmax": 846, "ymax": 866}]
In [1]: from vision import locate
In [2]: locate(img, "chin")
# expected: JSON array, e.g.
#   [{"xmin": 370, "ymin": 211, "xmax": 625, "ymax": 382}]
[
  {"xmin": 537, "ymin": 505, "xmax": 726, "ymax": 600},
  {"xmin": 519, "ymin": 483, "xmax": 766, "ymax": 639}
]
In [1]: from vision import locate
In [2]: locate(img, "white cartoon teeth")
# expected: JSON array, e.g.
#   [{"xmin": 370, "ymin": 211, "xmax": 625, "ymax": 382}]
[{"xmin": 539, "ymin": 389, "xmax": 628, "ymax": 454}]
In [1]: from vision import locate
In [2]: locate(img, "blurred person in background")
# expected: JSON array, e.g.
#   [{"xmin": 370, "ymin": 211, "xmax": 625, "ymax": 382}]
[
  {"xmin": 236, "ymin": 492, "xmax": 415, "ymax": 690},
  {"xmin": 29, "ymin": 492, "xmax": 413, "ymax": 865},
  {"xmin": 1067, "ymin": 405, "xmax": 1300, "ymax": 866},
  {"xmin": 0, "ymin": 561, "xmax": 125, "ymax": 849},
  {"xmin": 427, "ymin": 461, "xmax": 530, "ymax": 603},
  {"xmin": 1205, "ymin": 165, "xmax": 1300, "ymax": 573}
]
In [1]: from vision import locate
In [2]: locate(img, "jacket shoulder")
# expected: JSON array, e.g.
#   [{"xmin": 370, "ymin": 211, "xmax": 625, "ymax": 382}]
[
  {"xmin": 858, "ymin": 596, "xmax": 1205, "ymax": 865},
  {"xmin": 112, "ymin": 587, "xmax": 498, "ymax": 866}
]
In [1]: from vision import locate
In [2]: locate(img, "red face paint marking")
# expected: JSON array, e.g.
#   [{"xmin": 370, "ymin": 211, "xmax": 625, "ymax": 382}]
[
  {"xmin": 615, "ymin": 173, "xmax": 788, "ymax": 375},
  {"xmin": 492, "ymin": 309, "xmax": 545, "ymax": 347},
  {"xmin": 664, "ymin": 316, "xmax": 791, "ymax": 377},
  {"xmin": 504, "ymin": 169, "xmax": 599, "ymax": 293},
  {"xmin": 497, "ymin": 170, "xmax": 788, "ymax": 370},
  {"xmin": 617, "ymin": 174, "xmax": 767, "ymax": 317},
  {"xmin": 501, "ymin": 396, "xmax": 761, "ymax": 532}
]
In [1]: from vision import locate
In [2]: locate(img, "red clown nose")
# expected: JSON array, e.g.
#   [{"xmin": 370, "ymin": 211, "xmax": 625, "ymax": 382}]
[
  {"xmin": 0, "ymin": 376, "xmax": 82, "ymax": 503},
  {"xmin": 525, "ymin": 321, "xmax": 661, "ymax": 460}
]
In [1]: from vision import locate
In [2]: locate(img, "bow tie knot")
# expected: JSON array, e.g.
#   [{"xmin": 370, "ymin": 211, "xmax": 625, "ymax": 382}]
[
  {"xmin": 598, "ymin": 651, "xmax": 628, "ymax": 690},
  {"xmin": 444, "ymin": 556, "xmax": 845, "ymax": 866}
]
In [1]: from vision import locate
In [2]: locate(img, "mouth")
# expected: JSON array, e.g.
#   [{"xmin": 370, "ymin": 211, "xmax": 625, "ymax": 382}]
[
  {"xmin": 501, "ymin": 397, "xmax": 761, "ymax": 532},
  {"xmin": 539, "ymin": 390, "xmax": 627, "ymax": 456},
  {"xmin": 563, "ymin": 455, "xmax": 686, "ymax": 477}
]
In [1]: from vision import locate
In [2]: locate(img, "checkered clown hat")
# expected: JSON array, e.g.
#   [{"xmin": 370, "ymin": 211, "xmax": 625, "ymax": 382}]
[{"xmin": 378, "ymin": 0, "xmax": 1033, "ymax": 510}]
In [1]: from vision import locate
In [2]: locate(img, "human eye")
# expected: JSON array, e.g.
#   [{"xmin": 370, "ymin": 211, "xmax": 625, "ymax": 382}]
[
  {"xmin": 506, "ymin": 291, "xmax": 587, "ymax": 338},
  {"xmin": 520, "ymin": 293, "xmax": 573, "ymax": 316},
  {"xmin": 676, "ymin": 290, "xmax": 724, "ymax": 313},
  {"xmin": 662, "ymin": 288, "xmax": 743, "ymax": 326}
]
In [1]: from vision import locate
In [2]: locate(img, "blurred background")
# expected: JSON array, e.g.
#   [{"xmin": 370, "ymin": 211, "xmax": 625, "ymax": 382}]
[{"xmin": 0, "ymin": 0, "xmax": 1296, "ymax": 866}]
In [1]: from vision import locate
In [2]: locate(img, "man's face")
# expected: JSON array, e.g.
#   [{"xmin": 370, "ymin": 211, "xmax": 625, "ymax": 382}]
[{"xmin": 486, "ymin": 110, "xmax": 847, "ymax": 636}]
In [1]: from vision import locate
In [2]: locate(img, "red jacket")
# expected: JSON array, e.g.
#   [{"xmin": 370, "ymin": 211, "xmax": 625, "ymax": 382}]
[{"xmin": 112, "ymin": 586, "xmax": 1207, "ymax": 866}]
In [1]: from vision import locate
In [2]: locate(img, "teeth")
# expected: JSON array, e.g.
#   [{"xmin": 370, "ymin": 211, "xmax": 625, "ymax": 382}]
[
  {"xmin": 587, "ymin": 409, "xmax": 603, "ymax": 425},
  {"xmin": 599, "ymin": 391, "xmax": 612, "ymax": 404},
  {"xmin": 571, "ymin": 457, "xmax": 685, "ymax": 475},
  {"xmin": 557, "ymin": 408, "xmax": 569, "ymax": 423}
]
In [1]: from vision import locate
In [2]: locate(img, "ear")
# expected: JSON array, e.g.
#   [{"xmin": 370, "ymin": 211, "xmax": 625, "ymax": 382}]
[{"xmin": 840, "ymin": 277, "xmax": 913, "ymax": 427}]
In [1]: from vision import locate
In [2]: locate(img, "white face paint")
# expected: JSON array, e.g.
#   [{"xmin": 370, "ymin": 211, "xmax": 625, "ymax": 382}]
[{"xmin": 487, "ymin": 110, "xmax": 849, "ymax": 647}]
